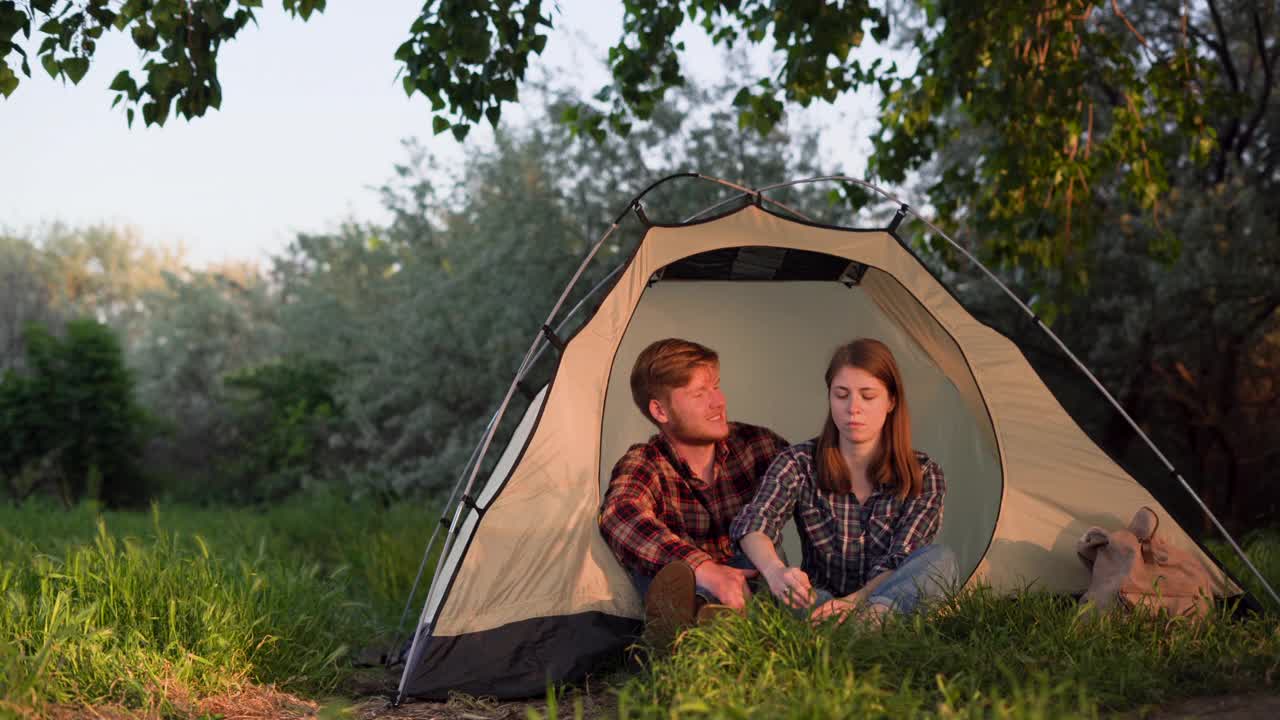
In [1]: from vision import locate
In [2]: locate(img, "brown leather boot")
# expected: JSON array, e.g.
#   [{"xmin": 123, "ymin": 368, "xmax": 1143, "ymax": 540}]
[{"xmin": 642, "ymin": 561, "xmax": 697, "ymax": 650}]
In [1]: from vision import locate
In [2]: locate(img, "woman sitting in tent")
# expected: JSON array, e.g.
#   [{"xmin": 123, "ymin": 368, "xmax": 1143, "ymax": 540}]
[{"xmin": 731, "ymin": 338, "xmax": 956, "ymax": 624}]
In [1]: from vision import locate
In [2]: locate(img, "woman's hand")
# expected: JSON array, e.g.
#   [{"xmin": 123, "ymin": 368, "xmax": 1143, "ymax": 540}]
[
  {"xmin": 762, "ymin": 565, "xmax": 813, "ymax": 608},
  {"xmin": 810, "ymin": 595, "xmax": 859, "ymax": 625}
]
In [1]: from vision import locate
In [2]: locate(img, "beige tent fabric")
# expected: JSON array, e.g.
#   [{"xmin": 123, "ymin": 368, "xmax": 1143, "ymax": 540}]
[{"xmin": 431, "ymin": 206, "xmax": 1230, "ymax": 637}]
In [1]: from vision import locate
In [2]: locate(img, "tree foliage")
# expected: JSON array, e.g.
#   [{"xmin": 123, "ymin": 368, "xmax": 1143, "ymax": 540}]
[
  {"xmin": 876, "ymin": 1, "xmax": 1257, "ymax": 301},
  {"xmin": 0, "ymin": 1, "xmax": 890, "ymax": 136},
  {"xmin": 1, "ymin": 224, "xmax": 187, "ymax": 386},
  {"xmin": 221, "ymin": 355, "xmax": 341, "ymax": 501},
  {"xmin": 0, "ymin": 0, "xmax": 325, "ymax": 123},
  {"xmin": 126, "ymin": 264, "xmax": 280, "ymax": 498},
  {"xmin": 258, "ymin": 78, "xmax": 840, "ymax": 495},
  {"xmin": 4, "ymin": 2, "xmax": 1275, "ymax": 531},
  {"xmin": 4, "ymin": 2, "xmax": 1256, "ymax": 287},
  {"xmin": 0, "ymin": 318, "xmax": 150, "ymax": 506},
  {"xmin": 0, "ymin": 233, "xmax": 60, "ymax": 374},
  {"xmin": 912, "ymin": 0, "xmax": 1280, "ymax": 531}
]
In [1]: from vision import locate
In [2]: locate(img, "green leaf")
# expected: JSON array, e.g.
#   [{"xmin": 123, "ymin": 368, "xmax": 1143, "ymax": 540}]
[
  {"xmin": 402, "ymin": 74, "xmax": 414, "ymax": 97},
  {"xmin": 450, "ymin": 124, "xmax": 470, "ymax": 142},
  {"xmin": 40, "ymin": 53, "xmax": 58, "ymax": 79},
  {"xmin": 394, "ymin": 39, "xmax": 414, "ymax": 62},
  {"xmin": 63, "ymin": 57, "xmax": 88, "ymax": 84},
  {"xmin": 108, "ymin": 70, "xmax": 134, "ymax": 94},
  {"xmin": 432, "ymin": 116, "xmax": 450, "ymax": 135},
  {"xmin": 0, "ymin": 66, "xmax": 18, "ymax": 97},
  {"xmin": 871, "ymin": 18, "xmax": 890, "ymax": 43}
]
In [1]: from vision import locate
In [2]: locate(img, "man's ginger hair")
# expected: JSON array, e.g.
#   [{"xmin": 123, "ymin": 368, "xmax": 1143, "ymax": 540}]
[{"xmin": 630, "ymin": 338, "xmax": 719, "ymax": 425}]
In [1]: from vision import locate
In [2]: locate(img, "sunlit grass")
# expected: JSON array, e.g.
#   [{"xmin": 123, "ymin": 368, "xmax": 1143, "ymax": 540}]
[
  {"xmin": 1208, "ymin": 529, "xmax": 1280, "ymax": 614},
  {"xmin": 0, "ymin": 496, "xmax": 436, "ymax": 718},
  {"xmin": 2, "ymin": 497, "xmax": 1276, "ymax": 719},
  {"xmin": 530, "ymin": 535, "xmax": 1280, "ymax": 719},
  {"xmin": 595, "ymin": 584, "xmax": 1280, "ymax": 720}
]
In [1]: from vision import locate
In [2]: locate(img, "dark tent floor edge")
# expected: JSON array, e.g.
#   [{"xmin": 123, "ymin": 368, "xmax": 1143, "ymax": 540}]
[{"xmin": 400, "ymin": 611, "xmax": 641, "ymax": 700}]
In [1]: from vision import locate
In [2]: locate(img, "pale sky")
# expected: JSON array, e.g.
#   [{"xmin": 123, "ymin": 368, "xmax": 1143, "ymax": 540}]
[{"xmin": 1, "ymin": 1, "xmax": 905, "ymax": 266}]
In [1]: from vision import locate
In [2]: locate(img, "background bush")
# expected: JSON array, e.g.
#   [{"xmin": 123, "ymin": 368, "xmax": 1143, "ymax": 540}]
[{"xmin": 0, "ymin": 318, "xmax": 150, "ymax": 507}]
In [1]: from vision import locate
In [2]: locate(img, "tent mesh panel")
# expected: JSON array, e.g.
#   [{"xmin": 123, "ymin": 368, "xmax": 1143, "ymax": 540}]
[{"xmin": 660, "ymin": 246, "xmax": 865, "ymax": 282}]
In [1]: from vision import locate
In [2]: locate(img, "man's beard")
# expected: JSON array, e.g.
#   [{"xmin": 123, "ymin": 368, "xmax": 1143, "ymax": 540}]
[{"xmin": 666, "ymin": 411, "xmax": 729, "ymax": 445}]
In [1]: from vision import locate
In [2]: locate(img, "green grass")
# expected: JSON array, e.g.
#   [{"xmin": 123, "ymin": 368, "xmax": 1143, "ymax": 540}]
[
  {"xmin": 1, "ymin": 498, "xmax": 1277, "ymax": 719},
  {"xmin": 0, "ymin": 495, "xmax": 436, "ymax": 718},
  {"xmin": 1208, "ymin": 529, "xmax": 1280, "ymax": 614},
  {"xmin": 597, "ymin": 588, "xmax": 1279, "ymax": 719},
  {"xmin": 534, "ymin": 534, "xmax": 1280, "ymax": 720}
]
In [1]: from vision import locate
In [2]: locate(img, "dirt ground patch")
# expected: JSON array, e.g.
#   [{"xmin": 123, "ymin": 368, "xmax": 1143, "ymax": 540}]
[
  {"xmin": 1126, "ymin": 693, "xmax": 1280, "ymax": 719},
  {"xmin": 350, "ymin": 690, "xmax": 616, "ymax": 720},
  {"xmin": 35, "ymin": 683, "xmax": 321, "ymax": 720},
  {"xmin": 344, "ymin": 668, "xmax": 616, "ymax": 720}
]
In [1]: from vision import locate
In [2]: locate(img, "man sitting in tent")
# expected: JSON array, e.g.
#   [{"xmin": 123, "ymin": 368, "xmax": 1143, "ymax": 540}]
[{"xmin": 599, "ymin": 338, "xmax": 788, "ymax": 645}]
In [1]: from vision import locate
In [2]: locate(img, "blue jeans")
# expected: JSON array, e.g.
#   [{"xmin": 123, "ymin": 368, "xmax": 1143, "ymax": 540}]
[
  {"xmin": 787, "ymin": 544, "xmax": 957, "ymax": 618},
  {"xmin": 634, "ymin": 544, "xmax": 956, "ymax": 614},
  {"xmin": 830, "ymin": 544, "xmax": 958, "ymax": 615}
]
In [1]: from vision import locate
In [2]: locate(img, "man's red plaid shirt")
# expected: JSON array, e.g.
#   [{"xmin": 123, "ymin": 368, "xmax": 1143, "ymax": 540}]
[{"xmin": 599, "ymin": 422, "xmax": 788, "ymax": 577}]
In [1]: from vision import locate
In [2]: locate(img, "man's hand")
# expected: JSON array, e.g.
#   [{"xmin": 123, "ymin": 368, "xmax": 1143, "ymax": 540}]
[
  {"xmin": 693, "ymin": 562, "xmax": 757, "ymax": 609},
  {"xmin": 762, "ymin": 565, "xmax": 813, "ymax": 608},
  {"xmin": 810, "ymin": 596, "xmax": 858, "ymax": 625}
]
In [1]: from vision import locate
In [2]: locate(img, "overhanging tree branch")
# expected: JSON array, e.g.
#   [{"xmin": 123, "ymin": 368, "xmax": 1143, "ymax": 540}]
[
  {"xmin": 1206, "ymin": 0, "xmax": 1242, "ymax": 171},
  {"xmin": 1235, "ymin": 8, "xmax": 1275, "ymax": 159}
]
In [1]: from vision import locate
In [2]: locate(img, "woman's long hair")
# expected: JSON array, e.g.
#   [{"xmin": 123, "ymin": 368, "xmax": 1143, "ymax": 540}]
[{"xmin": 815, "ymin": 339, "xmax": 922, "ymax": 500}]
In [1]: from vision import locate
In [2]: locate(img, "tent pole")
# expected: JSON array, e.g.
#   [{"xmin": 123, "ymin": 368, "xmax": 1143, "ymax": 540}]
[
  {"xmin": 403, "ymin": 182, "xmax": 780, "ymax": 624},
  {"xmin": 450, "ymin": 221, "xmax": 622, "ymax": 507},
  {"xmin": 413, "ymin": 178, "xmax": 787, "ymax": 576},
  {"xmin": 522, "ymin": 187, "xmax": 811, "ymax": 370},
  {"xmin": 397, "ymin": 262, "xmax": 629, "ymax": 662},
  {"xmin": 755, "ymin": 174, "xmax": 1280, "ymax": 610},
  {"xmin": 395, "ymin": 221, "xmax": 625, "ymax": 703},
  {"xmin": 693, "ymin": 174, "xmax": 815, "ymax": 223},
  {"xmin": 386, "ymin": 406, "xmax": 499, "ymax": 664}
]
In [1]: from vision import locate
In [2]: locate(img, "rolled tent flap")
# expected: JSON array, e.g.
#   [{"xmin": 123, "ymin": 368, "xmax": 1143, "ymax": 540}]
[{"xmin": 399, "ymin": 204, "xmax": 1235, "ymax": 700}]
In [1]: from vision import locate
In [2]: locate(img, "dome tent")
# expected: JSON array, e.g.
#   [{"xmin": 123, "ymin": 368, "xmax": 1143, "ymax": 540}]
[{"xmin": 393, "ymin": 174, "xmax": 1271, "ymax": 703}]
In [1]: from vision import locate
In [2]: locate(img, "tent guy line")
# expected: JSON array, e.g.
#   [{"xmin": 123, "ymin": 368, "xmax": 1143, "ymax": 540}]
[{"xmin": 766, "ymin": 174, "xmax": 1280, "ymax": 610}]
